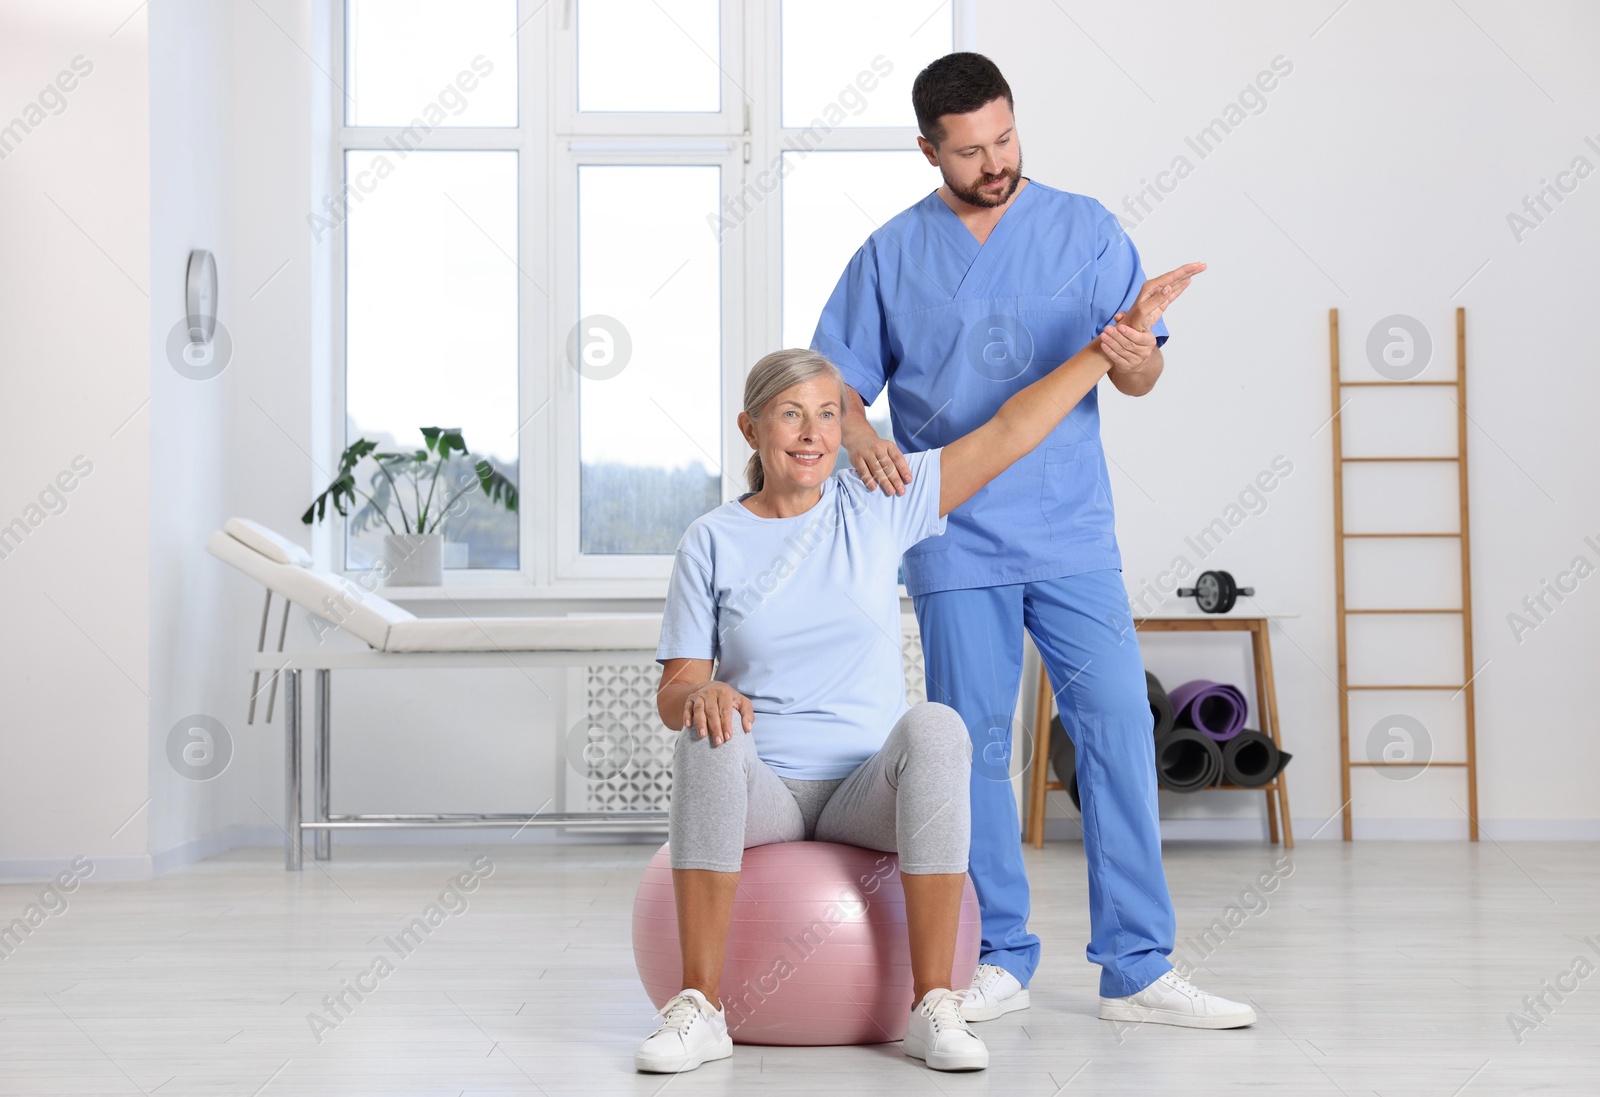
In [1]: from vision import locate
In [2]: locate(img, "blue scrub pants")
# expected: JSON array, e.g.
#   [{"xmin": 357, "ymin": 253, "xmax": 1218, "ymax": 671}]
[{"xmin": 913, "ymin": 568, "xmax": 1176, "ymax": 998}]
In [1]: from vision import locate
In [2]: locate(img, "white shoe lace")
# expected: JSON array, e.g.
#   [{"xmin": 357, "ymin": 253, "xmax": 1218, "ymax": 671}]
[
  {"xmin": 654, "ymin": 993, "xmax": 706, "ymax": 1037},
  {"xmin": 967, "ymin": 963, "xmax": 1008, "ymax": 1002},
  {"xmin": 921, "ymin": 990, "xmax": 972, "ymax": 1036},
  {"xmin": 1159, "ymin": 971, "xmax": 1205, "ymax": 1001}
]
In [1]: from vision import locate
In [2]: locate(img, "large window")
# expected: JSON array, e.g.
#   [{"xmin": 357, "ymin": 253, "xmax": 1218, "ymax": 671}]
[
  {"xmin": 339, "ymin": 0, "xmax": 522, "ymax": 572},
  {"xmin": 576, "ymin": 164, "xmax": 722, "ymax": 554},
  {"xmin": 334, "ymin": 0, "xmax": 956, "ymax": 585},
  {"xmin": 344, "ymin": 149, "xmax": 520, "ymax": 569}
]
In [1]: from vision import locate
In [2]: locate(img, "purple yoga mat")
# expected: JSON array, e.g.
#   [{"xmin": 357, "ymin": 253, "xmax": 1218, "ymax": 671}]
[{"xmin": 1168, "ymin": 679, "xmax": 1249, "ymax": 742}]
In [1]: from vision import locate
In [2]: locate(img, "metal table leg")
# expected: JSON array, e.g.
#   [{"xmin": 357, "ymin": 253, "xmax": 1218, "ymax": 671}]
[
  {"xmin": 247, "ymin": 591, "xmax": 271, "ymax": 725},
  {"xmin": 285, "ymin": 668, "xmax": 303, "ymax": 871},
  {"xmin": 315, "ymin": 668, "xmax": 331, "ymax": 861}
]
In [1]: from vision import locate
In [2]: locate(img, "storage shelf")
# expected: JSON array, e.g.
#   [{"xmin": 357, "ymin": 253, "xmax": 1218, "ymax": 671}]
[
  {"xmin": 1045, "ymin": 778, "xmax": 1283, "ymax": 793},
  {"xmin": 1027, "ymin": 615, "xmax": 1292, "ymax": 848}
]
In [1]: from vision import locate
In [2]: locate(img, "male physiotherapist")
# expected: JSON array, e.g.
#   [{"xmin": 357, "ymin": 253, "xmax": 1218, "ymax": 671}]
[{"xmin": 811, "ymin": 52, "xmax": 1254, "ymax": 1029}]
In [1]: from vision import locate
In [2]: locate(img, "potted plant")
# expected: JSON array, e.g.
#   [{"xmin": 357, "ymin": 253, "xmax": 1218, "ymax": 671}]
[{"xmin": 302, "ymin": 427, "xmax": 518, "ymax": 586}]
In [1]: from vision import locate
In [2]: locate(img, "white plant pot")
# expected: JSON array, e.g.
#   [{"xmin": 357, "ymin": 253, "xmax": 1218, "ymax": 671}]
[{"xmin": 382, "ymin": 532, "xmax": 443, "ymax": 587}]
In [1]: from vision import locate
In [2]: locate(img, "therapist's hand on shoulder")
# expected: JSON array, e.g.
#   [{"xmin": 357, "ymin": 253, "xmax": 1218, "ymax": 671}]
[
  {"xmin": 841, "ymin": 385, "xmax": 913, "ymax": 496},
  {"xmin": 684, "ymin": 680, "xmax": 754, "ymax": 745},
  {"xmin": 848, "ymin": 434, "xmax": 913, "ymax": 496}
]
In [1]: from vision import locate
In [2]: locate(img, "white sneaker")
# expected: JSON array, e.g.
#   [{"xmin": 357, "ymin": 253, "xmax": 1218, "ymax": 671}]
[
  {"xmin": 959, "ymin": 962, "xmax": 1030, "ymax": 1022},
  {"xmin": 903, "ymin": 988, "xmax": 989, "ymax": 1071},
  {"xmin": 1098, "ymin": 969, "xmax": 1257, "ymax": 1029},
  {"xmin": 634, "ymin": 989, "xmax": 734, "ymax": 1073}
]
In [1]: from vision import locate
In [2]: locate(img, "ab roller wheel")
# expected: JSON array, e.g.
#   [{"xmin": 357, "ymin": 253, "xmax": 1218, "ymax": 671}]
[{"xmin": 1176, "ymin": 569, "xmax": 1255, "ymax": 614}]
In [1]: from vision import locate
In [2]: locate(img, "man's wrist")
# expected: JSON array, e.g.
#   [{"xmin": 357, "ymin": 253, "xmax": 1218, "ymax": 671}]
[
  {"xmin": 842, "ymin": 423, "xmax": 882, "ymax": 450},
  {"xmin": 1100, "ymin": 350, "xmax": 1139, "ymax": 380}
]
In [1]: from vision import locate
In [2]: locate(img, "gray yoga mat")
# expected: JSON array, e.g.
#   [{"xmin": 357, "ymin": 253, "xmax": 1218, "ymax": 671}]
[
  {"xmin": 1147, "ymin": 671, "xmax": 1175, "ymax": 739},
  {"xmin": 1154, "ymin": 727, "xmax": 1224, "ymax": 793},
  {"xmin": 1047, "ymin": 715, "xmax": 1082, "ymax": 811},
  {"xmin": 1221, "ymin": 730, "xmax": 1292, "ymax": 788}
]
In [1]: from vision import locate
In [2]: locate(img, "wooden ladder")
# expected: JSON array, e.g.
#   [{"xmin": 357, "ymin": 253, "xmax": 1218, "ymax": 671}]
[{"xmin": 1329, "ymin": 307, "xmax": 1479, "ymax": 840}]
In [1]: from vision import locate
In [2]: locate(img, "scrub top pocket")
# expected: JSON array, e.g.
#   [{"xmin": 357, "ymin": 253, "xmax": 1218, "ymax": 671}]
[
  {"xmin": 1041, "ymin": 440, "xmax": 1114, "ymax": 541},
  {"xmin": 1016, "ymin": 294, "xmax": 1092, "ymax": 370}
]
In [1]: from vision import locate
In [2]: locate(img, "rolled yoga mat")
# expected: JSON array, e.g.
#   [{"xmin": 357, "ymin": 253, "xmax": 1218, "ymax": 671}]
[
  {"xmin": 1168, "ymin": 679, "xmax": 1249, "ymax": 742},
  {"xmin": 1154, "ymin": 727, "xmax": 1224, "ymax": 793},
  {"xmin": 1047, "ymin": 715, "xmax": 1083, "ymax": 811},
  {"xmin": 1146, "ymin": 671, "xmax": 1175, "ymax": 739},
  {"xmin": 1220, "ymin": 730, "xmax": 1293, "ymax": 788}
]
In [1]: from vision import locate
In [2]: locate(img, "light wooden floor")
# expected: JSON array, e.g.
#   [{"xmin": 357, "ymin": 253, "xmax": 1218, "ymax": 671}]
[{"xmin": 1, "ymin": 838, "xmax": 1595, "ymax": 1095}]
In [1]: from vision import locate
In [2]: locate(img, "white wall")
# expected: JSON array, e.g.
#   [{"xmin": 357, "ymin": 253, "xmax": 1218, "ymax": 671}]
[
  {"xmin": 146, "ymin": 0, "xmax": 251, "ymax": 869},
  {"xmin": 0, "ymin": 1, "xmax": 152, "ymax": 877},
  {"xmin": 2, "ymin": 1, "xmax": 1595, "ymax": 881},
  {"xmin": 987, "ymin": 0, "xmax": 1600, "ymax": 837}
]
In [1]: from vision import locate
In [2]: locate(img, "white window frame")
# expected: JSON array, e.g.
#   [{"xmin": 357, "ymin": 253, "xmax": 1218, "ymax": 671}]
[
  {"xmin": 328, "ymin": 0, "xmax": 548, "ymax": 590},
  {"xmin": 749, "ymin": 1, "xmax": 964, "ymax": 425},
  {"xmin": 553, "ymin": 0, "xmax": 745, "ymax": 136},
  {"xmin": 550, "ymin": 148, "xmax": 745, "ymax": 582},
  {"xmin": 326, "ymin": 0, "xmax": 970, "ymax": 595}
]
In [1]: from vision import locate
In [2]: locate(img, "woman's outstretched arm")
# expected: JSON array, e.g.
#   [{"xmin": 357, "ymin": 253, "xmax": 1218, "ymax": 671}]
[{"xmin": 938, "ymin": 262, "xmax": 1204, "ymax": 518}]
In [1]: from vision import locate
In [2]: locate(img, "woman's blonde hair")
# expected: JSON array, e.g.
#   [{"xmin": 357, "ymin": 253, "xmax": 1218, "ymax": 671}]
[{"xmin": 741, "ymin": 349, "xmax": 846, "ymax": 492}]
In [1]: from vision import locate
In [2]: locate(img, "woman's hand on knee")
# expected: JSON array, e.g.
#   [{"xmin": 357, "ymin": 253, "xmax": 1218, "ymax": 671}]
[{"xmin": 683, "ymin": 682, "xmax": 754, "ymax": 745}]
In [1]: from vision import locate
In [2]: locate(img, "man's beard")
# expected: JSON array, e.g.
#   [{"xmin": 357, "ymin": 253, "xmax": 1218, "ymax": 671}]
[{"xmin": 946, "ymin": 152, "xmax": 1023, "ymax": 209}]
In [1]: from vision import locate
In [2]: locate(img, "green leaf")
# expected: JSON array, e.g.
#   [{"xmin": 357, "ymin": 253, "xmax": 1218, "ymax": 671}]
[
  {"xmin": 340, "ymin": 438, "xmax": 378, "ymax": 470},
  {"xmin": 302, "ymin": 471, "xmax": 357, "ymax": 525},
  {"xmin": 475, "ymin": 458, "xmax": 520, "ymax": 513},
  {"xmin": 436, "ymin": 429, "xmax": 468, "ymax": 460}
]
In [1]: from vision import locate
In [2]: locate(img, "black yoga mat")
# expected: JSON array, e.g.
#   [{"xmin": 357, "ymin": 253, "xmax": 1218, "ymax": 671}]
[
  {"xmin": 1047, "ymin": 715, "xmax": 1082, "ymax": 811},
  {"xmin": 1220, "ymin": 730, "xmax": 1292, "ymax": 788},
  {"xmin": 1154, "ymin": 727, "xmax": 1224, "ymax": 793},
  {"xmin": 1146, "ymin": 671, "xmax": 1175, "ymax": 739}
]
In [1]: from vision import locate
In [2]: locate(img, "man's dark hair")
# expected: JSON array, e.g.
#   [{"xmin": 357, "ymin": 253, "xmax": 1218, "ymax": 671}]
[{"xmin": 912, "ymin": 52, "xmax": 1014, "ymax": 147}]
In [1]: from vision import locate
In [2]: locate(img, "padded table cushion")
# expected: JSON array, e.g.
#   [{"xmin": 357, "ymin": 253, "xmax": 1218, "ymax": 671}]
[
  {"xmin": 207, "ymin": 530, "xmax": 414, "ymax": 649},
  {"xmin": 383, "ymin": 613, "xmax": 663, "ymax": 653},
  {"xmin": 225, "ymin": 516, "xmax": 314, "ymax": 567},
  {"xmin": 207, "ymin": 526, "xmax": 663, "ymax": 654}
]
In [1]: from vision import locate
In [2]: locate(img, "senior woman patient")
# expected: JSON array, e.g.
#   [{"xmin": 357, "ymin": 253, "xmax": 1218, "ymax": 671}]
[{"xmin": 636, "ymin": 263, "xmax": 1202, "ymax": 1074}]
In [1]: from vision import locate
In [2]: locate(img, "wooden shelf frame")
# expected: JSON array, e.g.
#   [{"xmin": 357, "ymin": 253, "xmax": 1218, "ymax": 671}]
[
  {"xmin": 1025, "ymin": 616, "xmax": 1293, "ymax": 849},
  {"xmin": 1329, "ymin": 307, "xmax": 1480, "ymax": 841}
]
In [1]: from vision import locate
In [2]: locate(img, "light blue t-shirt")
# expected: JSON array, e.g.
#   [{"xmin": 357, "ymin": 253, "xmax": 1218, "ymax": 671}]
[
  {"xmin": 810, "ymin": 180, "xmax": 1168, "ymax": 597},
  {"xmin": 656, "ymin": 448, "xmax": 946, "ymax": 780}
]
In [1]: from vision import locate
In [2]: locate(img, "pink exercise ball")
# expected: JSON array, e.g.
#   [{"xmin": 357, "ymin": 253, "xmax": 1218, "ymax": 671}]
[{"xmin": 632, "ymin": 841, "xmax": 982, "ymax": 1046}]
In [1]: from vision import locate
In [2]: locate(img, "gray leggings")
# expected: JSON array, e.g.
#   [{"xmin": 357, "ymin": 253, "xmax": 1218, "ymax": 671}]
[{"xmin": 668, "ymin": 701, "xmax": 972, "ymax": 875}]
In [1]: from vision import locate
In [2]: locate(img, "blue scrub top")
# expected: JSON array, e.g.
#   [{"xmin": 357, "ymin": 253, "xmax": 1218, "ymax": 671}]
[{"xmin": 810, "ymin": 180, "xmax": 1168, "ymax": 597}]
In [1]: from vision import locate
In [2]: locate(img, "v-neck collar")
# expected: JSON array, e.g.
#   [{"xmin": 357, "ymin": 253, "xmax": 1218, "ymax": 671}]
[
  {"xmin": 928, "ymin": 177, "xmax": 1036, "ymax": 252},
  {"xmin": 925, "ymin": 178, "xmax": 1037, "ymax": 300}
]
